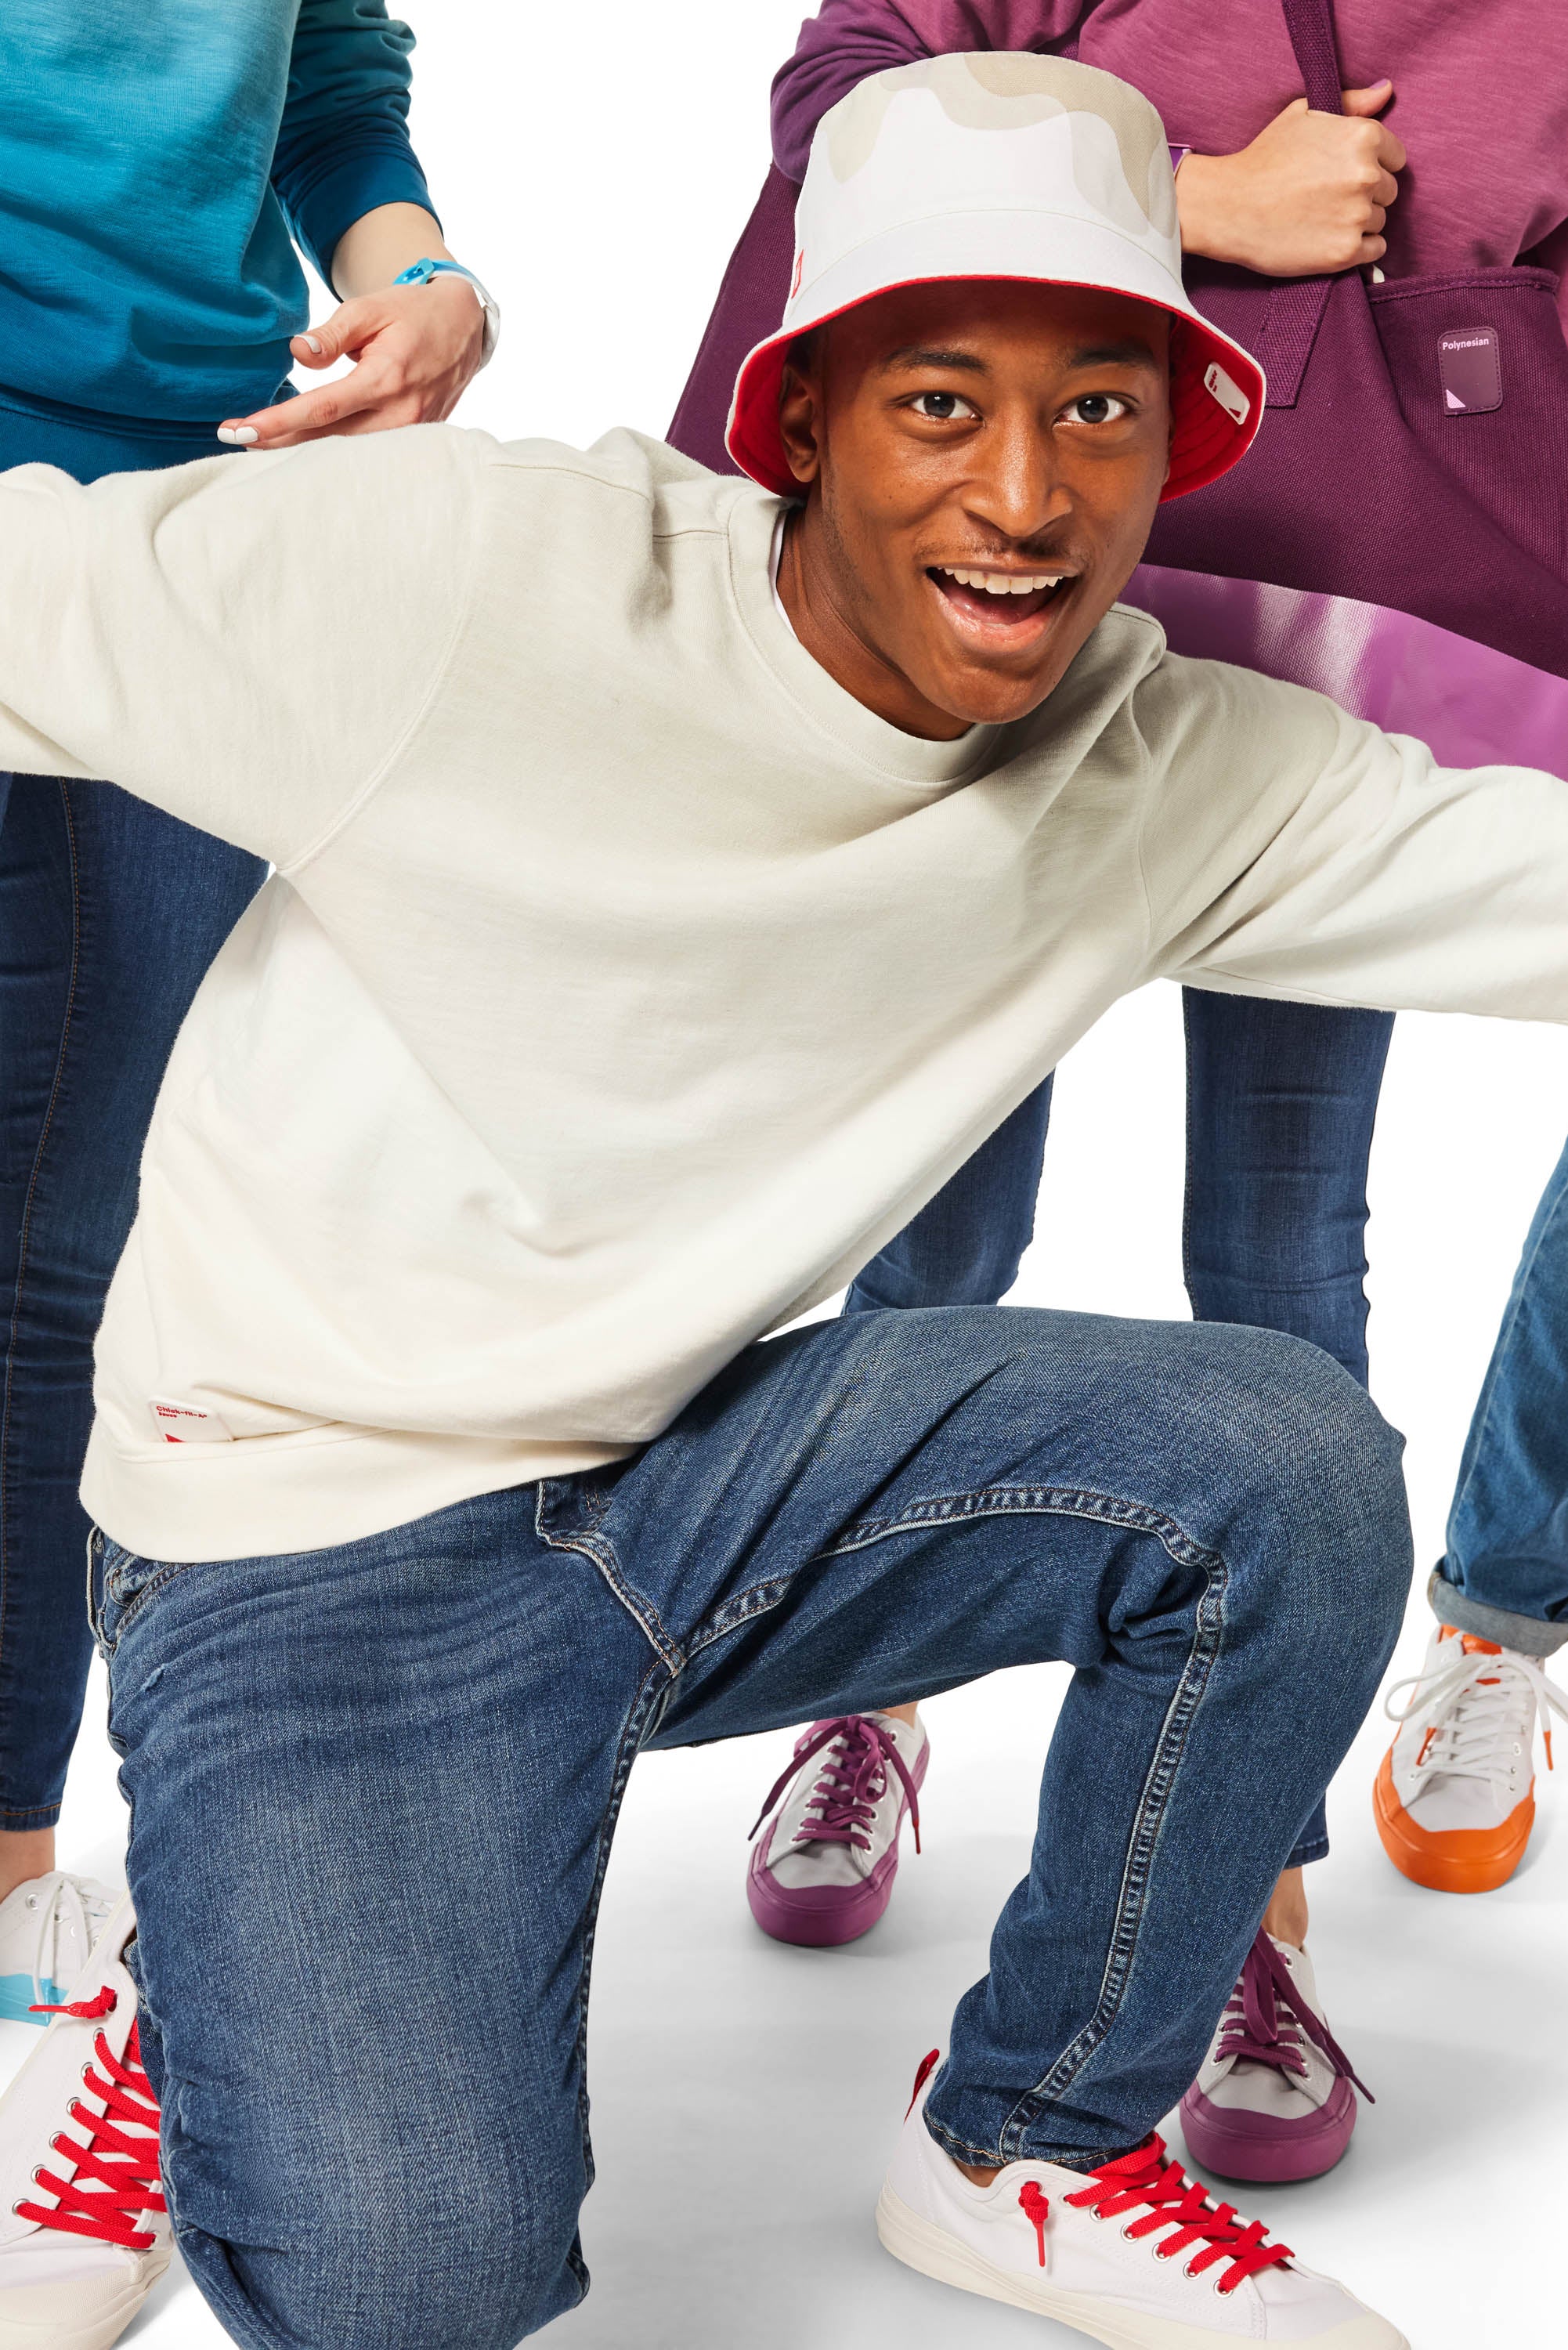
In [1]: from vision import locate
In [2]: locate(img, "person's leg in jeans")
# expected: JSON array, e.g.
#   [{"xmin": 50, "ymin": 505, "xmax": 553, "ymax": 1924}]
[
  {"xmin": 99, "ymin": 1304, "xmax": 1409, "ymax": 2349},
  {"xmin": 752, "ymin": 1080, "xmax": 1056, "ymax": 1940},
  {"xmin": 1436, "ymin": 1129, "xmax": 1568, "ymax": 1650},
  {"xmin": 1182, "ymin": 989, "xmax": 1395, "ymax": 1904},
  {"xmin": 1172, "ymin": 991, "xmax": 1395, "ymax": 2184},
  {"xmin": 843, "ymin": 1076, "xmax": 1053, "ymax": 1313},
  {"xmin": 0, "ymin": 776, "xmax": 262, "ymax": 1893},
  {"xmin": 1374, "ymin": 1131, "xmax": 1568, "ymax": 1893}
]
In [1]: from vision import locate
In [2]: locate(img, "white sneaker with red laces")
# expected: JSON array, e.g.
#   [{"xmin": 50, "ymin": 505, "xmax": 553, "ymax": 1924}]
[
  {"xmin": 0, "ymin": 1875, "xmax": 119, "ymax": 2026},
  {"xmin": 0, "ymin": 1892, "xmax": 168, "ymax": 2350},
  {"xmin": 877, "ymin": 2051, "xmax": 1407, "ymax": 2348}
]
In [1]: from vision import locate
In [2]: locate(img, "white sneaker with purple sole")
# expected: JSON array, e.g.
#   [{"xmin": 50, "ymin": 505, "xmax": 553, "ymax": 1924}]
[
  {"xmin": 1180, "ymin": 1930, "xmax": 1369, "ymax": 2184},
  {"xmin": 746, "ymin": 1710, "xmax": 928, "ymax": 1947}
]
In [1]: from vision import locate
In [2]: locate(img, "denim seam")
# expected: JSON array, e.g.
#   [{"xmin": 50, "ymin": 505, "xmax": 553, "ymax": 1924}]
[
  {"xmin": 104, "ymin": 1558, "xmax": 199, "ymax": 1648},
  {"xmin": 810, "ymin": 1481, "xmax": 1221, "ymax": 1563},
  {"xmin": 533, "ymin": 1485, "xmax": 683, "ymax": 1674},
  {"xmin": 804, "ymin": 1479, "xmax": 1229, "ymax": 2164},
  {"xmin": 0, "ymin": 779, "xmax": 82, "ymax": 1817},
  {"xmin": 569, "ymin": 1658, "xmax": 669, "ymax": 2204},
  {"xmin": 685, "ymin": 1574, "xmax": 799, "ymax": 1658},
  {"xmin": 1000, "ymin": 1531, "xmax": 1228, "ymax": 2158}
]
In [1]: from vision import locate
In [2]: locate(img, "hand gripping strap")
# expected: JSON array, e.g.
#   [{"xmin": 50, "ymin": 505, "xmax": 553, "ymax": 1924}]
[{"xmin": 1249, "ymin": 0, "xmax": 1346, "ymax": 403}]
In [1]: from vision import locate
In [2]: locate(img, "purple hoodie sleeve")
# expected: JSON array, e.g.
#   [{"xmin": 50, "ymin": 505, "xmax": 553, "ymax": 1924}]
[{"xmin": 771, "ymin": 1, "xmax": 1090, "ymax": 181}]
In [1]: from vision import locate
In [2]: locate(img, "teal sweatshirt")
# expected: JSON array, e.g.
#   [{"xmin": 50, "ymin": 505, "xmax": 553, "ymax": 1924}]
[{"xmin": 0, "ymin": 2, "xmax": 435, "ymax": 426}]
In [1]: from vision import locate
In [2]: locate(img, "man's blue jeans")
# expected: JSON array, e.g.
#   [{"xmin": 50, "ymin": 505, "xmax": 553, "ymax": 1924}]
[
  {"xmin": 847, "ymin": 991, "xmax": 1395, "ymax": 1867},
  {"xmin": 0, "ymin": 392, "xmax": 265, "ymax": 1828},
  {"xmin": 1434, "ymin": 1130, "xmax": 1568, "ymax": 1655},
  {"xmin": 93, "ymin": 1306, "xmax": 1410, "ymax": 2350}
]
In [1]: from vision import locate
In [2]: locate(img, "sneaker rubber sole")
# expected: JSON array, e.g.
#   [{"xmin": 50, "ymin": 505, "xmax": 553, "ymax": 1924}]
[
  {"xmin": 746, "ymin": 1735, "xmax": 929, "ymax": 1948},
  {"xmin": 876, "ymin": 2182, "xmax": 1407, "ymax": 2349},
  {"xmin": 0, "ymin": 2247, "xmax": 170, "ymax": 2350},
  {"xmin": 1373, "ymin": 1752, "xmax": 1533, "ymax": 1893},
  {"xmin": 1179, "ymin": 2074, "xmax": 1356, "ymax": 2185}
]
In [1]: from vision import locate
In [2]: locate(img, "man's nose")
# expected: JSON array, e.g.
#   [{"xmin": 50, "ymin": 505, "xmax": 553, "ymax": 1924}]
[{"xmin": 963, "ymin": 410, "xmax": 1071, "ymax": 544}]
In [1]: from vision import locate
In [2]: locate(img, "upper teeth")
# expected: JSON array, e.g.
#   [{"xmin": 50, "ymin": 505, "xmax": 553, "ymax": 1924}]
[{"xmin": 939, "ymin": 568, "xmax": 1065, "ymax": 596}]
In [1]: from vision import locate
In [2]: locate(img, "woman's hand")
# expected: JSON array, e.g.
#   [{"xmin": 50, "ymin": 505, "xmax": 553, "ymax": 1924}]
[
  {"xmin": 1177, "ymin": 81, "xmax": 1406, "ymax": 277},
  {"xmin": 218, "ymin": 273, "xmax": 486, "ymax": 450}
]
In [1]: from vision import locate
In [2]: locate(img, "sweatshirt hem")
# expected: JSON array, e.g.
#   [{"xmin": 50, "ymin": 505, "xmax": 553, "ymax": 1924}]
[{"xmin": 81, "ymin": 1422, "xmax": 634, "ymax": 1564}]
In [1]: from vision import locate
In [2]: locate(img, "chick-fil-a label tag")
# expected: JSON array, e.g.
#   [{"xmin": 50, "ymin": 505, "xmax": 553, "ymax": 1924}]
[
  {"xmin": 150, "ymin": 1397, "xmax": 233, "ymax": 1444},
  {"xmin": 1439, "ymin": 326, "xmax": 1501, "ymax": 415}
]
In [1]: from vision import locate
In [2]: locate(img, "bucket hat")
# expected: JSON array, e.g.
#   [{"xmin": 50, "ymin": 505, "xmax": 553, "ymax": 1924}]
[{"xmin": 727, "ymin": 53, "xmax": 1264, "ymax": 502}]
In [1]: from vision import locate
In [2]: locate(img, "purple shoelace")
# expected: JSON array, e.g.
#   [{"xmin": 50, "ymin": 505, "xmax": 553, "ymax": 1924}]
[
  {"xmin": 1216, "ymin": 1928, "xmax": 1373, "ymax": 2102},
  {"xmin": 749, "ymin": 1715, "xmax": 922, "ymax": 1854}
]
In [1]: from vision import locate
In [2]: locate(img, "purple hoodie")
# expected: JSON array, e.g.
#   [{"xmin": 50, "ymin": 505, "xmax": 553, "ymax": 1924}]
[{"xmin": 670, "ymin": 0, "xmax": 1568, "ymax": 472}]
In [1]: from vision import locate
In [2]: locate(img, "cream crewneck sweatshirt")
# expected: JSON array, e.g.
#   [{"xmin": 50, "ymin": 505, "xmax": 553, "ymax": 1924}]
[{"xmin": 0, "ymin": 423, "xmax": 1565, "ymax": 1563}]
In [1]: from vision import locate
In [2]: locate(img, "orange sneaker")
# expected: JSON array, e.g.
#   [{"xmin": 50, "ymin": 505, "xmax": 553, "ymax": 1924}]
[{"xmin": 1375, "ymin": 1621, "xmax": 1566, "ymax": 1893}]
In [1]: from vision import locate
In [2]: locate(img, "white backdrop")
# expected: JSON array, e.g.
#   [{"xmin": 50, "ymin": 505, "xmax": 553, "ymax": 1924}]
[{"xmin": 13, "ymin": 7, "xmax": 1566, "ymax": 2346}]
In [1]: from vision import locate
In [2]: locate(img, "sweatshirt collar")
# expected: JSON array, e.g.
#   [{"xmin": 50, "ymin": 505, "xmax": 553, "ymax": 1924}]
[{"xmin": 728, "ymin": 490, "xmax": 1000, "ymax": 791}]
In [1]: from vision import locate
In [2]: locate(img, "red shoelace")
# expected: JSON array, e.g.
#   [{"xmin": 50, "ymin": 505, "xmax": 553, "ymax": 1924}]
[
  {"xmin": 17, "ymin": 1985, "xmax": 165, "ymax": 2253},
  {"xmin": 1055, "ymin": 2132, "xmax": 1294, "ymax": 2293},
  {"xmin": 905, "ymin": 2051, "xmax": 1292, "ymax": 2296},
  {"xmin": 748, "ymin": 1715, "xmax": 922, "ymax": 1855}
]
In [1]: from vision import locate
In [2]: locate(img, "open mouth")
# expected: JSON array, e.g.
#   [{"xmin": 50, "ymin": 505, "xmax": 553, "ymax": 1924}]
[{"xmin": 927, "ymin": 564, "xmax": 1075, "ymax": 640}]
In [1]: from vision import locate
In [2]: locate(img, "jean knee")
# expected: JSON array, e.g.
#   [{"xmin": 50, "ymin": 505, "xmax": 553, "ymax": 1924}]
[
  {"xmin": 1219, "ymin": 1325, "xmax": 1411, "ymax": 1647},
  {"xmin": 172, "ymin": 2143, "xmax": 587, "ymax": 2350}
]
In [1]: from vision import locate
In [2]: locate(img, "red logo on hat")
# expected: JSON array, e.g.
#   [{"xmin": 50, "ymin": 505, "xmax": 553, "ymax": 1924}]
[{"xmin": 789, "ymin": 249, "xmax": 804, "ymax": 299}]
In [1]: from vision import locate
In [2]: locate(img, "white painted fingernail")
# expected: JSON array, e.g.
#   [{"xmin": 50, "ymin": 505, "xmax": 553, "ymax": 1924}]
[
  {"xmin": 302, "ymin": 335, "xmax": 323, "ymax": 354},
  {"xmin": 216, "ymin": 425, "xmax": 259, "ymax": 445}
]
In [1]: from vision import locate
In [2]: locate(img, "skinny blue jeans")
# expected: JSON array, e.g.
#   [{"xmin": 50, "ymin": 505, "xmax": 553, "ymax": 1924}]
[
  {"xmin": 1433, "ymin": 1130, "xmax": 1568, "ymax": 1655},
  {"xmin": 95, "ymin": 1307, "xmax": 1411, "ymax": 2349},
  {"xmin": 0, "ymin": 389, "xmax": 265, "ymax": 1827},
  {"xmin": 847, "ymin": 991, "xmax": 1396, "ymax": 1865}
]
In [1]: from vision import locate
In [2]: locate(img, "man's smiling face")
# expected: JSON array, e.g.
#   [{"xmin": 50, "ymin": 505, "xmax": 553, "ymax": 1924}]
[{"xmin": 775, "ymin": 278, "xmax": 1172, "ymax": 740}]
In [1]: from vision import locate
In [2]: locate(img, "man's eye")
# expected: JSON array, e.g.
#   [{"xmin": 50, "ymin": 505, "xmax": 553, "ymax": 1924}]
[
  {"xmin": 910, "ymin": 391, "xmax": 976, "ymax": 421},
  {"xmin": 1063, "ymin": 393, "xmax": 1130, "ymax": 425}
]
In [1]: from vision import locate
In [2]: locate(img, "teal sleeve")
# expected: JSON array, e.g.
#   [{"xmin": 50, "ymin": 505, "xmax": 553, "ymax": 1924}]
[{"xmin": 272, "ymin": 0, "xmax": 439, "ymax": 291}]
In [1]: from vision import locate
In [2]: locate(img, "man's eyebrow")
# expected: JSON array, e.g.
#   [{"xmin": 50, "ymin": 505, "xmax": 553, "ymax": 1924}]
[
  {"xmin": 1067, "ymin": 339, "xmax": 1163, "ymax": 371},
  {"xmin": 878, "ymin": 345, "xmax": 989, "ymax": 374},
  {"xmin": 877, "ymin": 337, "xmax": 1164, "ymax": 375}
]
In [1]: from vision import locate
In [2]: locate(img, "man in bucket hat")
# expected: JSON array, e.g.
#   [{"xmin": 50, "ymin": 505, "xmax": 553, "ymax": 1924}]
[{"xmin": 2, "ymin": 48, "xmax": 1566, "ymax": 2350}]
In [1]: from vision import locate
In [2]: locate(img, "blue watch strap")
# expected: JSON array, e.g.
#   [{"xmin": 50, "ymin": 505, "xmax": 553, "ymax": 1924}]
[{"xmin": 392, "ymin": 258, "xmax": 500, "ymax": 364}]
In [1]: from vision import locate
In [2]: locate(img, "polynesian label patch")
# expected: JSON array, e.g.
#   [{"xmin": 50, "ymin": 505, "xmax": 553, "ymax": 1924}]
[
  {"xmin": 150, "ymin": 1397, "xmax": 233, "ymax": 1444},
  {"xmin": 1438, "ymin": 326, "xmax": 1501, "ymax": 415}
]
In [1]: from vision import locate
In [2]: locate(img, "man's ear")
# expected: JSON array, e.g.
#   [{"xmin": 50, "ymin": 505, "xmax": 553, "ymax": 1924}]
[{"xmin": 778, "ymin": 358, "xmax": 825, "ymax": 488}]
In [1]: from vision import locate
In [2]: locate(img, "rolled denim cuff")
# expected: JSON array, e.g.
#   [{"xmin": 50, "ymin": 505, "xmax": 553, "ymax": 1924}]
[
  {"xmin": 1427, "ymin": 1565, "xmax": 1568, "ymax": 1657},
  {"xmin": 1285, "ymin": 1831, "xmax": 1329, "ymax": 1867}
]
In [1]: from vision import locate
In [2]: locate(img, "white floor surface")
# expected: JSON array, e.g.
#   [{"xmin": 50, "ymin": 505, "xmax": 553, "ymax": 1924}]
[{"xmin": 7, "ymin": 989, "xmax": 1564, "ymax": 2350}]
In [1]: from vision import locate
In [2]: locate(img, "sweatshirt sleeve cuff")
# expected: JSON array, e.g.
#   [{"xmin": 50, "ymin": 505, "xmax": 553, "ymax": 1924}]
[{"xmin": 279, "ymin": 139, "xmax": 439, "ymax": 291}]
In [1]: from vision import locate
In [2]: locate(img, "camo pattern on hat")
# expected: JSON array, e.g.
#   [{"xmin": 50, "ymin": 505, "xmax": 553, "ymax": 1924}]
[{"xmin": 726, "ymin": 52, "xmax": 1264, "ymax": 503}]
